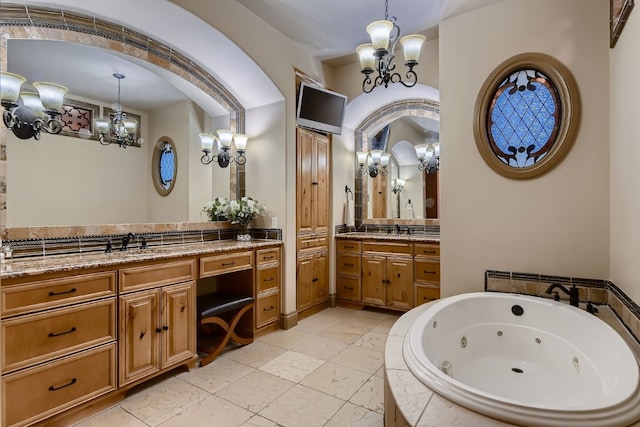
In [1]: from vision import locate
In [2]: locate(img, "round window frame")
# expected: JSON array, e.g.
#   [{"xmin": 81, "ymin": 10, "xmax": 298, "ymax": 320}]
[
  {"xmin": 152, "ymin": 137, "xmax": 178, "ymax": 197},
  {"xmin": 473, "ymin": 52, "xmax": 581, "ymax": 179}
]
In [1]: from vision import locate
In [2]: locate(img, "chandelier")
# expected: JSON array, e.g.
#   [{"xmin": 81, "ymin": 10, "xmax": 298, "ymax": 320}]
[
  {"xmin": 391, "ymin": 178, "xmax": 405, "ymax": 194},
  {"xmin": 356, "ymin": 0, "xmax": 426, "ymax": 93},
  {"xmin": 0, "ymin": 71, "xmax": 68, "ymax": 140},
  {"xmin": 415, "ymin": 141, "xmax": 440, "ymax": 174},
  {"xmin": 95, "ymin": 74, "xmax": 139, "ymax": 148},
  {"xmin": 199, "ymin": 130, "xmax": 248, "ymax": 168},
  {"xmin": 356, "ymin": 149, "xmax": 390, "ymax": 178}
]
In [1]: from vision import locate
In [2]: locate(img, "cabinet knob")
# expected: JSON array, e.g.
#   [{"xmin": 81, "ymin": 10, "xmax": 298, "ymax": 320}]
[
  {"xmin": 163, "ymin": 325, "xmax": 169, "ymax": 331},
  {"xmin": 156, "ymin": 328, "xmax": 162, "ymax": 333}
]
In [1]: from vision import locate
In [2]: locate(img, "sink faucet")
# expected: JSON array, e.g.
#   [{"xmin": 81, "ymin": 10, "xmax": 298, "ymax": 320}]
[
  {"xmin": 121, "ymin": 233, "xmax": 136, "ymax": 251},
  {"xmin": 395, "ymin": 224, "xmax": 401, "ymax": 234},
  {"xmin": 545, "ymin": 283, "xmax": 579, "ymax": 307}
]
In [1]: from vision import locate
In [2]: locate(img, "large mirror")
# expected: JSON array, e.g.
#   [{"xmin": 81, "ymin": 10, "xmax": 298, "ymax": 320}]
[
  {"xmin": 365, "ymin": 115, "xmax": 440, "ymax": 220},
  {"xmin": 5, "ymin": 38, "xmax": 235, "ymax": 228}
]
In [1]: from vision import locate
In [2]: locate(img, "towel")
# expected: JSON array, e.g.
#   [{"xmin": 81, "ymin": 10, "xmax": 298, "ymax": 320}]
[
  {"xmin": 404, "ymin": 201, "xmax": 415, "ymax": 219},
  {"xmin": 344, "ymin": 200, "xmax": 355, "ymax": 227}
]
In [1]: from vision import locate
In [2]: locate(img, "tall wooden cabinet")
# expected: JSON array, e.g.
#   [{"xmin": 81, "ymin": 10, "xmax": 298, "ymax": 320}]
[{"xmin": 296, "ymin": 127, "xmax": 330, "ymax": 313}]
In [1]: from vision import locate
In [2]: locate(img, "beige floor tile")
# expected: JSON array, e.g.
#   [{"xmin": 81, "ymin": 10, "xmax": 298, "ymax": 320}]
[
  {"xmin": 242, "ymin": 415, "xmax": 283, "ymax": 426},
  {"xmin": 158, "ymin": 394, "xmax": 253, "ymax": 427},
  {"xmin": 371, "ymin": 316, "xmax": 400, "ymax": 334},
  {"xmin": 256, "ymin": 328, "xmax": 312, "ymax": 349},
  {"xmin": 258, "ymin": 350, "xmax": 325, "ymax": 382},
  {"xmin": 349, "ymin": 375, "xmax": 385, "ymax": 414},
  {"xmin": 374, "ymin": 365, "xmax": 385, "ymax": 378},
  {"xmin": 178, "ymin": 357, "xmax": 253, "ymax": 394},
  {"xmin": 354, "ymin": 331, "xmax": 388, "ymax": 352},
  {"xmin": 222, "ymin": 340, "xmax": 287, "ymax": 368},
  {"xmin": 325, "ymin": 401, "xmax": 384, "ymax": 427},
  {"xmin": 331, "ymin": 345, "xmax": 384, "ymax": 374},
  {"xmin": 292, "ymin": 335, "xmax": 349, "ymax": 360},
  {"xmin": 72, "ymin": 406, "xmax": 147, "ymax": 427},
  {"xmin": 319, "ymin": 323, "xmax": 369, "ymax": 344},
  {"xmin": 259, "ymin": 384, "xmax": 343, "ymax": 427},
  {"xmin": 300, "ymin": 362, "xmax": 372, "ymax": 400},
  {"xmin": 120, "ymin": 377, "xmax": 210, "ymax": 426},
  {"xmin": 295, "ymin": 313, "xmax": 340, "ymax": 335},
  {"xmin": 216, "ymin": 370, "xmax": 295, "ymax": 412}
]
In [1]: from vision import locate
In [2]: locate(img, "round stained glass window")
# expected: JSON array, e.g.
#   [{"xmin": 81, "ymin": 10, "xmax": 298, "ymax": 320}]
[
  {"xmin": 474, "ymin": 53, "xmax": 580, "ymax": 179},
  {"xmin": 152, "ymin": 137, "xmax": 177, "ymax": 196}
]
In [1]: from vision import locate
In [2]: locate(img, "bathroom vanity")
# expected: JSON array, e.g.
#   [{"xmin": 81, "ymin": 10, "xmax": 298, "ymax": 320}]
[
  {"xmin": 335, "ymin": 233, "xmax": 440, "ymax": 311},
  {"xmin": 0, "ymin": 240, "xmax": 282, "ymax": 427}
]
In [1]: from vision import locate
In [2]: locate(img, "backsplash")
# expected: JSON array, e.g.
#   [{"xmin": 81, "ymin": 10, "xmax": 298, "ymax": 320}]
[
  {"xmin": 335, "ymin": 222, "xmax": 440, "ymax": 235},
  {"xmin": 485, "ymin": 269, "xmax": 640, "ymax": 345}
]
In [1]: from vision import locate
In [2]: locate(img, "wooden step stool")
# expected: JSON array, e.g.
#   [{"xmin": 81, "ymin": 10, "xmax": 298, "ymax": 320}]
[{"xmin": 197, "ymin": 292, "xmax": 254, "ymax": 367}]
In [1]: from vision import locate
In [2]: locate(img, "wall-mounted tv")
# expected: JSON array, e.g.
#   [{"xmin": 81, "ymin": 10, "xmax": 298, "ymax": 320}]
[{"xmin": 296, "ymin": 82, "xmax": 348, "ymax": 135}]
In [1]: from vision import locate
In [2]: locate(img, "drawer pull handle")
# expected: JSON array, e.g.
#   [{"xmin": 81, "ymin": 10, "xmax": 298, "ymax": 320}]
[
  {"xmin": 49, "ymin": 378, "xmax": 76, "ymax": 391},
  {"xmin": 424, "ymin": 271, "xmax": 436, "ymax": 274},
  {"xmin": 344, "ymin": 263, "xmax": 354, "ymax": 267},
  {"xmin": 263, "ymin": 306, "xmax": 275, "ymax": 311},
  {"xmin": 312, "ymin": 181, "xmax": 319, "ymax": 185},
  {"xmin": 263, "ymin": 255, "xmax": 274, "ymax": 260},
  {"xmin": 344, "ymin": 245, "xmax": 354, "ymax": 249},
  {"xmin": 312, "ymin": 278, "xmax": 319, "ymax": 282},
  {"xmin": 423, "ymin": 251, "xmax": 436, "ymax": 254},
  {"xmin": 222, "ymin": 261, "xmax": 236, "ymax": 266},
  {"xmin": 344, "ymin": 286, "xmax": 354, "ymax": 290},
  {"xmin": 48, "ymin": 327, "xmax": 77, "ymax": 338},
  {"xmin": 264, "ymin": 277, "xmax": 274, "ymax": 282},
  {"xmin": 49, "ymin": 288, "xmax": 77, "ymax": 297}
]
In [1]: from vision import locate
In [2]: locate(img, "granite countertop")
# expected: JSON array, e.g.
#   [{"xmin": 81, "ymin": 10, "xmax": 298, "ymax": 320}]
[
  {"xmin": 0, "ymin": 239, "xmax": 282, "ymax": 279},
  {"xmin": 336, "ymin": 232, "xmax": 440, "ymax": 244}
]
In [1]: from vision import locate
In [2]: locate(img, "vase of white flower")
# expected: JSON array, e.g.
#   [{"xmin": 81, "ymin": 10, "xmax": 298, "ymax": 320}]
[
  {"xmin": 228, "ymin": 197, "xmax": 266, "ymax": 240},
  {"xmin": 202, "ymin": 197, "xmax": 230, "ymax": 221}
]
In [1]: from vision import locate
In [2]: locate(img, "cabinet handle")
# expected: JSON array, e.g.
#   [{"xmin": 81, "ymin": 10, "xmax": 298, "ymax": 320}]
[
  {"xmin": 344, "ymin": 286, "xmax": 354, "ymax": 290},
  {"xmin": 263, "ymin": 277, "xmax": 274, "ymax": 282},
  {"xmin": 49, "ymin": 378, "xmax": 76, "ymax": 391},
  {"xmin": 344, "ymin": 263, "xmax": 354, "ymax": 267},
  {"xmin": 48, "ymin": 326, "xmax": 77, "ymax": 338},
  {"xmin": 263, "ymin": 255, "xmax": 274, "ymax": 260},
  {"xmin": 263, "ymin": 306, "xmax": 275, "ymax": 311},
  {"xmin": 423, "ymin": 251, "xmax": 436, "ymax": 255},
  {"xmin": 312, "ymin": 278, "xmax": 318, "ymax": 282},
  {"xmin": 312, "ymin": 182, "xmax": 319, "ymax": 185},
  {"xmin": 424, "ymin": 271, "xmax": 436, "ymax": 274},
  {"xmin": 49, "ymin": 288, "xmax": 77, "ymax": 297},
  {"xmin": 222, "ymin": 261, "xmax": 236, "ymax": 266},
  {"xmin": 163, "ymin": 326, "xmax": 169, "ymax": 331},
  {"xmin": 344, "ymin": 245, "xmax": 354, "ymax": 249}
]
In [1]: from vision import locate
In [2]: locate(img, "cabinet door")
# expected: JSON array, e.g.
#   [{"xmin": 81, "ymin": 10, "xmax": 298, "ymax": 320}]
[
  {"xmin": 161, "ymin": 282, "xmax": 196, "ymax": 368},
  {"xmin": 312, "ymin": 252, "xmax": 329, "ymax": 304},
  {"xmin": 362, "ymin": 255, "xmax": 386, "ymax": 306},
  {"xmin": 314, "ymin": 133, "xmax": 329, "ymax": 233},
  {"xmin": 296, "ymin": 255, "xmax": 314, "ymax": 310},
  {"xmin": 119, "ymin": 290, "xmax": 160, "ymax": 386},
  {"xmin": 297, "ymin": 128, "xmax": 315, "ymax": 234},
  {"xmin": 387, "ymin": 257, "xmax": 413, "ymax": 310}
]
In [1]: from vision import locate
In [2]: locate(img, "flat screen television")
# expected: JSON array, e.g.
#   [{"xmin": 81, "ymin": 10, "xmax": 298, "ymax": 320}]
[{"xmin": 296, "ymin": 82, "xmax": 348, "ymax": 135}]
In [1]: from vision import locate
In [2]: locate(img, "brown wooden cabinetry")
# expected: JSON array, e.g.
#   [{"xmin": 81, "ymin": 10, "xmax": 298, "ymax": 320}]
[
  {"xmin": 413, "ymin": 243, "xmax": 441, "ymax": 306},
  {"xmin": 335, "ymin": 240, "xmax": 362, "ymax": 302},
  {"xmin": 118, "ymin": 259, "xmax": 196, "ymax": 386},
  {"xmin": 362, "ymin": 252, "xmax": 413, "ymax": 310},
  {"xmin": 296, "ymin": 249, "xmax": 329, "ymax": 311},
  {"xmin": 255, "ymin": 248, "xmax": 281, "ymax": 330}
]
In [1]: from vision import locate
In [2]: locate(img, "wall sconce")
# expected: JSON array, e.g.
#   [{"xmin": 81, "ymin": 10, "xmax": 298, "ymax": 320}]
[
  {"xmin": 415, "ymin": 142, "xmax": 440, "ymax": 174},
  {"xmin": 392, "ymin": 178, "xmax": 405, "ymax": 194},
  {"xmin": 0, "ymin": 71, "xmax": 68, "ymax": 140},
  {"xmin": 356, "ymin": 149, "xmax": 390, "ymax": 178},
  {"xmin": 94, "ymin": 74, "xmax": 138, "ymax": 148},
  {"xmin": 199, "ymin": 130, "xmax": 247, "ymax": 168}
]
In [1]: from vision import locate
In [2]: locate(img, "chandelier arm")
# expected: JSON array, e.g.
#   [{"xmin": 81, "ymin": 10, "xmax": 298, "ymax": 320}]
[
  {"xmin": 201, "ymin": 153, "xmax": 214, "ymax": 165},
  {"xmin": 397, "ymin": 69, "xmax": 418, "ymax": 88},
  {"xmin": 235, "ymin": 153, "xmax": 246, "ymax": 165},
  {"xmin": 3, "ymin": 109, "xmax": 16, "ymax": 129}
]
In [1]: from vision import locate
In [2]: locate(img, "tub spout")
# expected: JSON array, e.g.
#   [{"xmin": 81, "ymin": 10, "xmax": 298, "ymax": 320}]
[{"xmin": 545, "ymin": 284, "xmax": 579, "ymax": 307}]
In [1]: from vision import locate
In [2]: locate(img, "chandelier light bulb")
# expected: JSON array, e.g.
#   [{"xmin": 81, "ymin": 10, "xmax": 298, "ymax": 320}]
[
  {"xmin": 400, "ymin": 34, "xmax": 426, "ymax": 65},
  {"xmin": 19, "ymin": 91, "xmax": 47, "ymax": 118},
  {"xmin": 366, "ymin": 20, "xmax": 394, "ymax": 51},
  {"xmin": 33, "ymin": 81, "xmax": 68, "ymax": 111},
  {"xmin": 0, "ymin": 72, "xmax": 26, "ymax": 104},
  {"xmin": 356, "ymin": 44, "xmax": 376, "ymax": 73}
]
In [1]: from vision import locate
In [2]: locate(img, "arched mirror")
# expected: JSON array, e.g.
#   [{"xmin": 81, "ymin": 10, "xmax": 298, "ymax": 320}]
[
  {"xmin": 354, "ymin": 99, "xmax": 440, "ymax": 225},
  {"xmin": 3, "ymin": 30, "xmax": 240, "ymax": 228}
]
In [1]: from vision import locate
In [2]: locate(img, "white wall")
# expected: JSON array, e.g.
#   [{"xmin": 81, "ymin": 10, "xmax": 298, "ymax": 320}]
[
  {"xmin": 610, "ymin": 7, "xmax": 640, "ymax": 303},
  {"xmin": 439, "ymin": 0, "xmax": 610, "ymax": 296}
]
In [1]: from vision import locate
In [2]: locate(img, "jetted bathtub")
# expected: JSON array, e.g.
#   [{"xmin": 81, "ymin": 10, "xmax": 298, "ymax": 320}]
[{"xmin": 403, "ymin": 292, "xmax": 640, "ymax": 427}]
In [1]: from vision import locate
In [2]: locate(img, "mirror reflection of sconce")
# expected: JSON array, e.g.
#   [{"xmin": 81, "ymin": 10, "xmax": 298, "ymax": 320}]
[
  {"xmin": 0, "ymin": 71, "xmax": 68, "ymax": 140},
  {"xmin": 199, "ymin": 130, "xmax": 248, "ymax": 168},
  {"xmin": 416, "ymin": 142, "xmax": 440, "ymax": 174},
  {"xmin": 392, "ymin": 178, "xmax": 405, "ymax": 194},
  {"xmin": 356, "ymin": 149, "xmax": 390, "ymax": 178}
]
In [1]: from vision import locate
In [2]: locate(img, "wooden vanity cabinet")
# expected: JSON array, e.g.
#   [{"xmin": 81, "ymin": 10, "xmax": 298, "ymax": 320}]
[
  {"xmin": 1, "ymin": 270, "xmax": 118, "ymax": 427},
  {"xmin": 362, "ymin": 242, "xmax": 413, "ymax": 310},
  {"xmin": 335, "ymin": 240, "xmax": 362, "ymax": 302},
  {"xmin": 296, "ymin": 249, "xmax": 329, "ymax": 311},
  {"xmin": 255, "ymin": 248, "xmax": 281, "ymax": 330},
  {"xmin": 118, "ymin": 258, "xmax": 197, "ymax": 386},
  {"xmin": 413, "ymin": 243, "xmax": 441, "ymax": 306}
]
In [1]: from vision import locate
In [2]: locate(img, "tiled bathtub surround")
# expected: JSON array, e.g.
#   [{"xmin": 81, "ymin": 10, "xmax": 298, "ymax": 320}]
[{"xmin": 485, "ymin": 269, "xmax": 640, "ymax": 346}]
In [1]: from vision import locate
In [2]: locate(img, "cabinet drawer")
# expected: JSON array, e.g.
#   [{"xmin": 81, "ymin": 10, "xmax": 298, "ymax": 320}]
[
  {"xmin": 336, "ymin": 254, "xmax": 361, "ymax": 276},
  {"xmin": 336, "ymin": 276, "xmax": 361, "ymax": 302},
  {"xmin": 2, "ymin": 299, "xmax": 116, "ymax": 374},
  {"xmin": 1, "ymin": 271, "xmax": 116, "ymax": 317},
  {"xmin": 298, "ymin": 235, "xmax": 328, "ymax": 250},
  {"xmin": 415, "ymin": 259, "xmax": 441, "ymax": 283},
  {"xmin": 257, "ymin": 265, "xmax": 279, "ymax": 293},
  {"xmin": 362, "ymin": 242, "xmax": 412, "ymax": 255},
  {"xmin": 415, "ymin": 286, "xmax": 440, "ymax": 305},
  {"xmin": 414, "ymin": 244, "xmax": 440, "ymax": 257},
  {"xmin": 2, "ymin": 343, "xmax": 116, "ymax": 427},
  {"xmin": 200, "ymin": 251, "xmax": 253, "ymax": 278},
  {"xmin": 256, "ymin": 248, "xmax": 280, "ymax": 265},
  {"xmin": 256, "ymin": 292, "xmax": 279, "ymax": 328},
  {"xmin": 336, "ymin": 240, "xmax": 361, "ymax": 253},
  {"xmin": 120, "ymin": 259, "xmax": 196, "ymax": 293}
]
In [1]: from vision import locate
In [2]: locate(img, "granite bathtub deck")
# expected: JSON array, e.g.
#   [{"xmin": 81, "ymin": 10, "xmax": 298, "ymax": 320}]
[{"xmin": 0, "ymin": 239, "xmax": 282, "ymax": 279}]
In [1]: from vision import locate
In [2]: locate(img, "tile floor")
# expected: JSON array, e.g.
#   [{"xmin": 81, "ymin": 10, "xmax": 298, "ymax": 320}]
[{"xmin": 74, "ymin": 306, "xmax": 400, "ymax": 427}]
